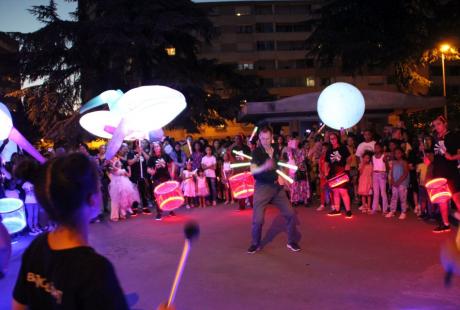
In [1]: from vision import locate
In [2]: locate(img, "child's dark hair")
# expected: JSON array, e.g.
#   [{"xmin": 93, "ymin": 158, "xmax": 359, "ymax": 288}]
[
  {"xmin": 363, "ymin": 151, "xmax": 373, "ymax": 159},
  {"xmin": 15, "ymin": 153, "xmax": 99, "ymax": 227}
]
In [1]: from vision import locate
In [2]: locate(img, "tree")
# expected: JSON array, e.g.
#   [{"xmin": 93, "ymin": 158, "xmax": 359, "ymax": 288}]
[
  {"xmin": 306, "ymin": 0, "xmax": 460, "ymax": 95},
  {"xmin": 5, "ymin": 0, "xmax": 268, "ymax": 144}
]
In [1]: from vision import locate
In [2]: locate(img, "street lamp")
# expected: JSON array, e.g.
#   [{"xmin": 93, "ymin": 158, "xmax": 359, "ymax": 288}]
[{"xmin": 439, "ymin": 43, "xmax": 451, "ymax": 118}]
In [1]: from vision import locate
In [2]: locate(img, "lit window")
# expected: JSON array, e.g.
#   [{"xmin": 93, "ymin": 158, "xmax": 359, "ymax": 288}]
[
  {"xmin": 306, "ymin": 77, "xmax": 315, "ymax": 87},
  {"xmin": 238, "ymin": 63, "xmax": 254, "ymax": 70}
]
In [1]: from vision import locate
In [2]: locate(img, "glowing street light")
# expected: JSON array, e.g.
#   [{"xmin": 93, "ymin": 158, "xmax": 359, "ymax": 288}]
[
  {"xmin": 165, "ymin": 46, "xmax": 176, "ymax": 56},
  {"xmin": 439, "ymin": 43, "xmax": 452, "ymax": 118}
]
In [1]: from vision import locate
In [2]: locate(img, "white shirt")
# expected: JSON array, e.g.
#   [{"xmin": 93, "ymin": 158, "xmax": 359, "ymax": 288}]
[
  {"xmin": 201, "ymin": 155, "xmax": 217, "ymax": 178},
  {"xmin": 356, "ymin": 141, "xmax": 376, "ymax": 158},
  {"xmin": 372, "ymin": 154, "xmax": 386, "ymax": 172},
  {"xmin": 22, "ymin": 182, "xmax": 37, "ymax": 204}
]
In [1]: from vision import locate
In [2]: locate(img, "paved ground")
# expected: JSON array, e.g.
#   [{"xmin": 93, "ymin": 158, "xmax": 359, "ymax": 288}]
[{"xmin": 1, "ymin": 203, "xmax": 460, "ymax": 310}]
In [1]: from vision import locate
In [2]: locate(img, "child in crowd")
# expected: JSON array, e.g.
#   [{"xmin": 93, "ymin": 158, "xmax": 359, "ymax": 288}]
[
  {"xmin": 109, "ymin": 157, "xmax": 138, "ymax": 221},
  {"xmin": 196, "ymin": 169, "xmax": 209, "ymax": 208},
  {"xmin": 221, "ymin": 152, "xmax": 233, "ymax": 204},
  {"xmin": 417, "ymin": 149, "xmax": 434, "ymax": 219},
  {"xmin": 317, "ymin": 142, "xmax": 331, "ymax": 211},
  {"xmin": 22, "ymin": 180, "xmax": 40, "ymax": 235},
  {"xmin": 182, "ymin": 161, "xmax": 197, "ymax": 209},
  {"xmin": 387, "ymin": 147, "xmax": 409, "ymax": 219},
  {"xmin": 291, "ymin": 161, "xmax": 310, "ymax": 207},
  {"xmin": 371, "ymin": 142, "xmax": 389, "ymax": 214},
  {"xmin": 358, "ymin": 152, "xmax": 373, "ymax": 213}
]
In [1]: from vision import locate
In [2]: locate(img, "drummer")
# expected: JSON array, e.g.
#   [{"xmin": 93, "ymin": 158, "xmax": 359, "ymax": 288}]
[
  {"xmin": 326, "ymin": 132, "xmax": 353, "ymax": 218},
  {"xmin": 427, "ymin": 115, "xmax": 460, "ymax": 233},
  {"xmin": 147, "ymin": 142, "xmax": 174, "ymax": 221}
]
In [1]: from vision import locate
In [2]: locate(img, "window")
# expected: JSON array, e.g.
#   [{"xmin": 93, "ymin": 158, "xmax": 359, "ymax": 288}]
[
  {"xmin": 255, "ymin": 23, "xmax": 274, "ymax": 33},
  {"xmin": 236, "ymin": 25, "xmax": 253, "ymax": 34},
  {"xmin": 238, "ymin": 63, "xmax": 254, "ymax": 70},
  {"xmin": 276, "ymin": 21, "xmax": 311, "ymax": 33},
  {"xmin": 274, "ymin": 77, "xmax": 305, "ymax": 87},
  {"xmin": 306, "ymin": 77, "xmax": 315, "ymax": 87},
  {"xmin": 221, "ymin": 44, "xmax": 236, "ymax": 52},
  {"xmin": 235, "ymin": 6, "xmax": 251, "ymax": 16},
  {"xmin": 278, "ymin": 60, "xmax": 296, "ymax": 69},
  {"xmin": 219, "ymin": 6, "xmax": 235, "ymax": 15},
  {"xmin": 296, "ymin": 59, "xmax": 315, "ymax": 68},
  {"xmin": 256, "ymin": 41, "xmax": 275, "ymax": 51},
  {"xmin": 254, "ymin": 5, "xmax": 273, "ymax": 15},
  {"xmin": 277, "ymin": 40, "xmax": 306, "ymax": 51},
  {"xmin": 236, "ymin": 42, "xmax": 253, "ymax": 52},
  {"xmin": 260, "ymin": 78, "xmax": 274, "ymax": 88},
  {"xmin": 255, "ymin": 60, "xmax": 276, "ymax": 70},
  {"xmin": 207, "ymin": 7, "xmax": 219, "ymax": 16},
  {"xmin": 275, "ymin": 4, "xmax": 311, "ymax": 15}
]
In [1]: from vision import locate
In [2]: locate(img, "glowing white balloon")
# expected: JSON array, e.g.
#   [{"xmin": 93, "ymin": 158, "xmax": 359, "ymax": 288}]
[
  {"xmin": 317, "ymin": 82, "xmax": 365, "ymax": 130},
  {"xmin": 0, "ymin": 102, "xmax": 13, "ymax": 140},
  {"xmin": 79, "ymin": 110, "xmax": 122, "ymax": 139}
]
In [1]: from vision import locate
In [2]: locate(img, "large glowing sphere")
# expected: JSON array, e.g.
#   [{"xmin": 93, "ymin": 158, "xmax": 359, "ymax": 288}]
[
  {"xmin": 317, "ymin": 82, "xmax": 365, "ymax": 130},
  {"xmin": 0, "ymin": 102, "xmax": 13, "ymax": 140},
  {"xmin": 0, "ymin": 198, "xmax": 27, "ymax": 234},
  {"xmin": 117, "ymin": 85, "xmax": 187, "ymax": 133}
]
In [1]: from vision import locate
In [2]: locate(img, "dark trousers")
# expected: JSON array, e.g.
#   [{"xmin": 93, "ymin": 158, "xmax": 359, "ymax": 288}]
[
  {"xmin": 135, "ymin": 178, "xmax": 150, "ymax": 209},
  {"xmin": 101, "ymin": 177, "xmax": 110, "ymax": 213},
  {"xmin": 251, "ymin": 183, "xmax": 297, "ymax": 246},
  {"xmin": 206, "ymin": 177, "xmax": 217, "ymax": 203}
]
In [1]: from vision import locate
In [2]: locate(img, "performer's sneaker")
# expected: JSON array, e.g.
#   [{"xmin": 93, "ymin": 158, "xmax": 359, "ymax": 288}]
[
  {"xmin": 316, "ymin": 205, "xmax": 325, "ymax": 211},
  {"xmin": 142, "ymin": 208, "xmax": 152, "ymax": 214},
  {"xmin": 247, "ymin": 244, "xmax": 259, "ymax": 254},
  {"xmin": 345, "ymin": 211, "xmax": 353, "ymax": 218},
  {"xmin": 169, "ymin": 211, "xmax": 176, "ymax": 217},
  {"xmin": 327, "ymin": 209, "xmax": 341, "ymax": 216},
  {"xmin": 287, "ymin": 242, "xmax": 301, "ymax": 252},
  {"xmin": 155, "ymin": 214, "xmax": 162, "ymax": 221},
  {"xmin": 433, "ymin": 224, "xmax": 451, "ymax": 233}
]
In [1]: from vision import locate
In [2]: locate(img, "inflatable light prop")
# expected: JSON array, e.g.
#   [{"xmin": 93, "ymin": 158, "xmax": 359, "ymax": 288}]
[
  {"xmin": 0, "ymin": 198, "xmax": 27, "ymax": 235},
  {"xmin": 317, "ymin": 82, "xmax": 365, "ymax": 130},
  {"xmin": 0, "ymin": 102, "xmax": 45, "ymax": 164},
  {"xmin": 79, "ymin": 86, "xmax": 186, "ymax": 160}
]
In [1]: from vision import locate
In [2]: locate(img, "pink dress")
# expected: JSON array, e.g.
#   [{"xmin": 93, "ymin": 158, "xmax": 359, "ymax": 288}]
[
  {"xmin": 358, "ymin": 163, "xmax": 373, "ymax": 195},
  {"xmin": 196, "ymin": 176, "xmax": 209, "ymax": 197},
  {"xmin": 109, "ymin": 161, "xmax": 140, "ymax": 219},
  {"xmin": 182, "ymin": 170, "xmax": 196, "ymax": 197}
]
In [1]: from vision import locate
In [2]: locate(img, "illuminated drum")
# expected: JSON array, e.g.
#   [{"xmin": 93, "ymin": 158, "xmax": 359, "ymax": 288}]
[
  {"xmin": 327, "ymin": 173, "xmax": 350, "ymax": 189},
  {"xmin": 228, "ymin": 172, "xmax": 255, "ymax": 199},
  {"xmin": 0, "ymin": 198, "xmax": 26, "ymax": 234},
  {"xmin": 154, "ymin": 181, "xmax": 185, "ymax": 211},
  {"xmin": 425, "ymin": 178, "xmax": 452, "ymax": 204}
]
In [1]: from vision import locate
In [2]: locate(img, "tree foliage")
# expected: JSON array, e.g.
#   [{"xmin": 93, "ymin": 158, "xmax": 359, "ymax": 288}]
[
  {"xmin": 5, "ymin": 0, "xmax": 268, "ymax": 143},
  {"xmin": 306, "ymin": 0, "xmax": 460, "ymax": 94}
]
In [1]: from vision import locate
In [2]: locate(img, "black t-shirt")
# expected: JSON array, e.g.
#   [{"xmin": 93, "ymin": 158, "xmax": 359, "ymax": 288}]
[
  {"xmin": 127, "ymin": 150, "xmax": 148, "ymax": 183},
  {"xmin": 251, "ymin": 146, "xmax": 281, "ymax": 185},
  {"xmin": 147, "ymin": 154, "xmax": 172, "ymax": 183},
  {"xmin": 326, "ymin": 145, "xmax": 350, "ymax": 178},
  {"xmin": 13, "ymin": 233, "xmax": 128, "ymax": 310},
  {"xmin": 433, "ymin": 131, "xmax": 460, "ymax": 179}
]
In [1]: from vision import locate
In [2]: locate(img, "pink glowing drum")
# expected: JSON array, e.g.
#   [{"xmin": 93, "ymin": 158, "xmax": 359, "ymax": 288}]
[
  {"xmin": 154, "ymin": 181, "xmax": 185, "ymax": 211},
  {"xmin": 425, "ymin": 178, "xmax": 452, "ymax": 204},
  {"xmin": 327, "ymin": 172, "xmax": 350, "ymax": 189},
  {"xmin": 228, "ymin": 172, "xmax": 255, "ymax": 199}
]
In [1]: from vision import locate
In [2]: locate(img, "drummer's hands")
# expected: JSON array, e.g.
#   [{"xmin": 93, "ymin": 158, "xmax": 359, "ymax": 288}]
[
  {"xmin": 263, "ymin": 159, "xmax": 275, "ymax": 171},
  {"xmin": 157, "ymin": 303, "xmax": 175, "ymax": 310},
  {"xmin": 445, "ymin": 152, "xmax": 454, "ymax": 160}
]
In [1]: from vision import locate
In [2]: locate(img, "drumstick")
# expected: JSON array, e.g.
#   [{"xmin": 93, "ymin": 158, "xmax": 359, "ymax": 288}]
[
  {"xmin": 277, "ymin": 162, "xmax": 298, "ymax": 171},
  {"xmin": 232, "ymin": 150, "xmax": 252, "ymax": 160},
  {"xmin": 230, "ymin": 162, "xmax": 251, "ymax": 169},
  {"xmin": 276, "ymin": 169, "xmax": 294, "ymax": 184},
  {"xmin": 316, "ymin": 124, "xmax": 326, "ymax": 135},
  {"xmin": 167, "ymin": 222, "xmax": 200, "ymax": 307},
  {"xmin": 249, "ymin": 126, "xmax": 258, "ymax": 142},
  {"xmin": 187, "ymin": 138, "xmax": 192, "ymax": 155}
]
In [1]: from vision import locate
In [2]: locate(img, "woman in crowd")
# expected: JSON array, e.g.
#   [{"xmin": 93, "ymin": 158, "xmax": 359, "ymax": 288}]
[
  {"xmin": 191, "ymin": 142, "xmax": 204, "ymax": 171},
  {"xmin": 170, "ymin": 142, "xmax": 187, "ymax": 181}
]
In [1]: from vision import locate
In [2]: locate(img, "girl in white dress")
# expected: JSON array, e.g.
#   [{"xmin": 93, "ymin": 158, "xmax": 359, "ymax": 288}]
[
  {"xmin": 181, "ymin": 161, "xmax": 196, "ymax": 208},
  {"xmin": 109, "ymin": 156, "xmax": 139, "ymax": 221}
]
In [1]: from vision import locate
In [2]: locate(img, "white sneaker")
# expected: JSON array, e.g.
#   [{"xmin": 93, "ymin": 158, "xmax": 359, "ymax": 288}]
[
  {"xmin": 316, "ymin": 205, "xmax": 325, "ymax": 211},
  {"xmin": 358, "ymin": 205, "xmax": 364, "ymax": 211},
  {"xmin": 399, "ymin": 212, "xmax": 407, "ymax": 220},
  {"xmin": 185, "ymin": 205, "xmax": 191, "ymax": 209},
  {"xmin": 385, "ymin": 211, "xmax": 395, "ymax": 218}
]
